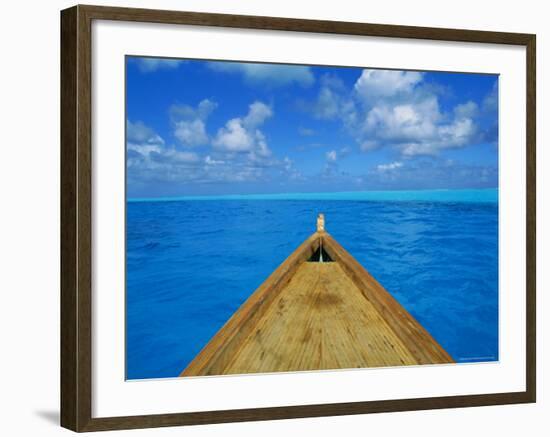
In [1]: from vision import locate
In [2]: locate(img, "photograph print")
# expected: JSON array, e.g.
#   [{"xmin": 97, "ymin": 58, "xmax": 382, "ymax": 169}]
[{"xmin": 125, "ymin": 56, "xmax": 499, "ymax": 380}]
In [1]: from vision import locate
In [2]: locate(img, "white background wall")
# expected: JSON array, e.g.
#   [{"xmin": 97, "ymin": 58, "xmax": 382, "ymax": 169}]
[{"xmin": 0, "ymin": 0, "xmax": 546, "ymax": 435}]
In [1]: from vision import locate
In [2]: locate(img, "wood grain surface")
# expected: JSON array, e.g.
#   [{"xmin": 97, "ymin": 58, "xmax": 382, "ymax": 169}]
[{"xmin": 183, "ymin": 232, "xmax": 452, "ymax": 376}]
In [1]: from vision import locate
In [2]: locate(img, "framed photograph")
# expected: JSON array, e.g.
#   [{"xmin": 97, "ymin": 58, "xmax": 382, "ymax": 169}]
[{"xmin": 60, "ymin": 4, "xmax": 536, "ymax": 432}]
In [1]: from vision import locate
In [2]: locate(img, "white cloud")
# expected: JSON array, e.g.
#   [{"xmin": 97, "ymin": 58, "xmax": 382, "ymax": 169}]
[
  {"xmin": 326, "ymin": 150, "xmax": 337, "ymax": 162},
  {"xmin": 280, "ymin": 156, "xmax": 303, "ymax": 181},
  {"xmin": 314, "ymin": 87, "xmax": 341, "ymax": 119},
  {"xmin": 127, "ymin": 140, "xmax": 199, "ymax": 166},
  {"xmin": 314, "ymin": 68, "xmax": 484, "ymax": 157},
  {"xmin": 283, "ymin": 156, "xmax": 293, "ymax": 171},
  {"xmin": 171, "ymin": 99, "xmax": 217, "ymax": 120},
  {"xmin": 397, "ymin": 115, "xmax": 477, "ymax": 157},
  {"xmin": 302, "ymin": 68, "xmax": 491, "ymax": 159},
  {"xmin": 400, "ymin": 143, "xmax": 436, "ymax": 157},
  {"xmin": 214, "ymin": 119, "xmax": 254, "ymax": 152},
  {"xmin": 244, "ymin": 101, "xmax": 273, "ymax": 127},
  {"xmin": 205, "ymin": 155, "xmax": 225, "ymax": 166},
  {"xmin": 171, "ymin": 99, "xmax": 217, "ymax": 147},
  {"xmin": 324, "ymin": 146, "xmax": 351, "ymax": 163},
  {"xmin": 213, "ymin": 101, "xmax": 273, "ymax": 156},
  {"xmin": 126, "ymin": 119, "xmax": 203, "ymax": 185},
  {"xmin": 483, "ymin": 81, "xmax": 498, "ymax": 113},
  {"xmin": 174, "ymin": 119, "xmax": 208, "ymax": 147},
  {"xmin": 136, "ymin": 58, "xmax": 184, "ymax": 73},
  {"xmin": 364, "ymin": 97, "xmax": 441, "ymax": 144},
  {"xmin": 454, "ymin": 101, "xmax": 479, "ymax": 119},
  {"xmin": 127, "ymin": 120, "xmax": 164, "ymax": 145},
  {"xmin": 354, "ymin": 69, "xmax": 423, "ymax": 99},
  {"xmin": 377, "ymin": 161, "xmax": 403, "ymax": 172},
  {"xmin": 126, "ymin": 115, "xmax": 285, "ymax": 186},
  {"xmin": 364, "ymin": 157, "xmax": 497, "ymax": 189},
  {"xmin": 438, "ymin": 117, "xmax": 477, "ymax": 147},
  {"xmin": 321, "ymin": 146, "xmax": 353, "ymax": 181},
  {"xmin": 124, "ymin": 101, "xmax": 278, "ymax": 186},
  {"xmin": 127, "ymin": 143, "xmax": 163, "ymax": 156},
  {"xmin": 152, "ymin": 149, "xmax": 200, "ymax": 163},
  {"xmin": 208, "ymin": 62, "xmax": 314, "ymax": 87},
  {"xmin": 310, "ymin": 75, "xmax": 348, "ymax": 120},
  {"xmin": 339, "ymin": 146, "xmax": 352, "ymax": 157},
  {"xmin": 360, "ymin": 140, "xmax": 379, "ymax": 152}
]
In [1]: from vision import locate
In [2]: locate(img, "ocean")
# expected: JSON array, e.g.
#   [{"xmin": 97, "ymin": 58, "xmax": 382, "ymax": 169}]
[{"xmin": 126, "ymin": 189, "xmax": 499, "ymax": 380}]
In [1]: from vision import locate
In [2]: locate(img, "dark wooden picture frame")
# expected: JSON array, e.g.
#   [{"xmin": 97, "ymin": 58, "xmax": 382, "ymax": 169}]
[{"xmin": 60, "ymin": 4, "xmax": 536, "ymax": 432}]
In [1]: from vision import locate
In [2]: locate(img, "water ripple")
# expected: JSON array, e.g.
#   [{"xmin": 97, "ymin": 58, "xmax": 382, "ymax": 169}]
[{"xmin": 126, "ymin": 199, "xmax": 498, "ymax": 379}]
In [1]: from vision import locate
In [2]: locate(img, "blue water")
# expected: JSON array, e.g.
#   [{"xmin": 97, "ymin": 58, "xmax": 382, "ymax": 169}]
[{"xmin": 126, "ymin": 190, "xmax": 499, "ymax": 380}]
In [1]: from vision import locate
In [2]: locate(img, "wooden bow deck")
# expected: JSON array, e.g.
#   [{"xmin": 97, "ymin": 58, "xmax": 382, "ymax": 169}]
[{"xmin": 181, "ymin": 214, "xmax": 453, "ymax": 377}]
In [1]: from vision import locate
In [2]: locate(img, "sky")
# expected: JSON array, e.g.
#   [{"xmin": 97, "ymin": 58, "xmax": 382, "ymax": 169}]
[{"xmin": 126, "ymin": 57, "xmax": 498, "ymax": 198}]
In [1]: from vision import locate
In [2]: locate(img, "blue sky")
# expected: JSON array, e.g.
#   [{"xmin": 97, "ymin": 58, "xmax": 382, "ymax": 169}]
[{"xmin": 126, "ymin": 57, "xmax": 498, "ymax": 198}]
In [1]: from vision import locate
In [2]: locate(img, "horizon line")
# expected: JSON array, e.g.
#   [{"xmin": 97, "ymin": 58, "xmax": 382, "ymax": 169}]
[{"xmin": 127, "ymin": 187, "xmax": 499, "ymax": 203}]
